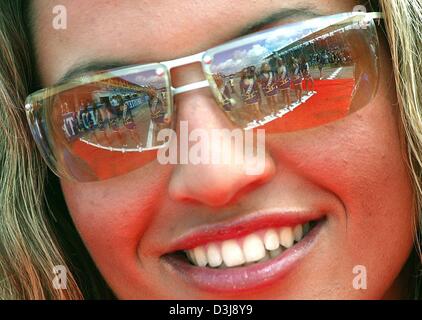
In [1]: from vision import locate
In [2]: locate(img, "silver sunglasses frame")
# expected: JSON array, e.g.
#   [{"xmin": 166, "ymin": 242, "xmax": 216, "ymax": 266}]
[
  {"xmin": 24, "ymin": 11, "xmax": 383, "ymax": 180},
  {"xmin": 25, "ymin": 11, "xmax": 383, "ymax": 107},
  {"xmin": 166, "ymin": 11, "xmax": 383, "ymax": 95}
]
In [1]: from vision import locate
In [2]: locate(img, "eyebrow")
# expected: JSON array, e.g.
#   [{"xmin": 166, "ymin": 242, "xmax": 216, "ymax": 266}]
[
  {"xmin": 239, "ymin": 7, "xmax": 321, "ymax": 36},
  {"xmin": 55, "ymin": 60, "xmax": 133, "ymax": 85},
  {"xmin": 55, "ymin": 7, "xmax": 321, "ymax": 85}
]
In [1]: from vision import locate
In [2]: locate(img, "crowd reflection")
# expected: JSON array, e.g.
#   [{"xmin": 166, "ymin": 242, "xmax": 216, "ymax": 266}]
[
  {"xmin": 59, "ymin": 83, "xmax": 169, "ymax": 150},
  {"xmin": 211, "ymin": 25, "xmax": 358, "ymax": 128},
  {"xmin": 57, "ymin": 23, "xmax": 365, "ymax": 147}
]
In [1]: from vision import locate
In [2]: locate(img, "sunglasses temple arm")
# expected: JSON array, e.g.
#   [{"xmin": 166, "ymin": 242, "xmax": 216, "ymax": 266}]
[{"xmin": 366, "ymin": 12, "xmax": 384, "ymax": 21}]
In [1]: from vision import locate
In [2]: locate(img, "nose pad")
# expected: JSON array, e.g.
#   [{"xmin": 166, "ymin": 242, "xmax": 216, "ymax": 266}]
[{"xmin": 167, "ymin": 89, "xmax": 276, "ymax": 207}]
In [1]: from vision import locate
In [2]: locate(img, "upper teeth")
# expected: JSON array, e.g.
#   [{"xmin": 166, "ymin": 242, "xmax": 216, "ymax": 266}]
[{"xmin": 185, "ymin": 223, "xmax": 310, "ymax": 268}]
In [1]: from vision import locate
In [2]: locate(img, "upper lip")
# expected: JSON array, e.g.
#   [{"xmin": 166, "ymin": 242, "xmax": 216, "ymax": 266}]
[{"xmin": 163, "ymin": 208, "xmax": 325, "ymax": 254}]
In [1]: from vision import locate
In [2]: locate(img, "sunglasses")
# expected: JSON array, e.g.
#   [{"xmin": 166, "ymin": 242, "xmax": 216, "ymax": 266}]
[{"xmin": 25, "ymin": 11, "xmax": 383, "ymax": 182}]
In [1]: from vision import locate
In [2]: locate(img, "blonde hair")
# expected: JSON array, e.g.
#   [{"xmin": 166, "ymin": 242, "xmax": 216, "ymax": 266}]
[
  {"xmin": 0, "ymin": 1, "xmax": 112, "ymax": 299},
  {"xmin": 0, "ymin": 1, "xmax": 82, "ymax": 299},
  {"xmin": 0, "ymin": 0, "xmax": 421, "ymax": 299},
  {"xmin": 378, "ymin": 0, "xmax": 422, "ymax": 298}
]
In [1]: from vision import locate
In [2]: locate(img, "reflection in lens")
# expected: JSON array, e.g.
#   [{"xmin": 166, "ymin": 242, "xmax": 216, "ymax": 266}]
[
  {"xmin": 36, "ymin": 65, "xmax": 172, "ymax": 181},
  {"xmin": 205, "ymin": 14, "xmax": 379, "ymax": 133}
]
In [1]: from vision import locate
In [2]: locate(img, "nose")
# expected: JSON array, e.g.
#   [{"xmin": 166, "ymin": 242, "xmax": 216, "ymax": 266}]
[{"xmin": 167, "ymin": 64, "xmax": 276, "ymax": 207}]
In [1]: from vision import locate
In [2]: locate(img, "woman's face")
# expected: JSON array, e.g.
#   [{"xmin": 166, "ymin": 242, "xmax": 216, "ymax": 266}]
[{"xmin": 34, "ymin": 0, "xmax": 414, "ymax": 299}]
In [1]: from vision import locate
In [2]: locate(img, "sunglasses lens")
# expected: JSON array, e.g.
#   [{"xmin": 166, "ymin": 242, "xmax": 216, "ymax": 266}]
[
  {"xmin": 27, "ymin": 64, "xmax": 173, "ymax": 181},
  {"xmin": 204, "ymin": 14, "xmax": 380, "ymax": 132}
]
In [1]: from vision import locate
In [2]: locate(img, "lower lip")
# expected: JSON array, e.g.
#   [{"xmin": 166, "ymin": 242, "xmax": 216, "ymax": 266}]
[{"xmin": 162, "ymin": 221, "xmax": 324, "ymax": 294}]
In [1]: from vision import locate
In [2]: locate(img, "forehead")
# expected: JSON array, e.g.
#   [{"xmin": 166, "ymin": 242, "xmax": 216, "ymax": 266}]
[{"xmin": 33, "ymin": 0, "xmax": 358, "ymax": 85}]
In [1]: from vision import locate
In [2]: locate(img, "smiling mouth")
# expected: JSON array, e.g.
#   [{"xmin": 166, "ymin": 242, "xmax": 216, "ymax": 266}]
[
  {"xmin": 179, "ymin": 221, "xmax": 318, "ymax": 268},
  {"xmin": 162, "ymin": 211, "xmax": 325, "ymax": 293}
]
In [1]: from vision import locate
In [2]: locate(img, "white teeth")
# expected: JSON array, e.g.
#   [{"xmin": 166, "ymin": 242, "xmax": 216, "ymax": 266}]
[
  {"xmin": 186, "ymin": 250, "xmax": 197, "ymax": 265},
  {"xmin": 193, "ymin": 246, "xmax": 208, "ymax": 267},
  {"xmin": 207, "ymin": 244, "xmax": 223, "ymax": 268},
  {"xmin": 263, "ymin": 229, "xmax": 280, "ymax": 251},
  {"xmin": 293, "ymin": 224, "xmax": 303, "ymax": 242},
  {"xmin": 221, "ymin": 240, "xmax": 245, "ymax": 267},
  {"xmin": 185, "ymin": 221, "xmax": 314, "ymax": 268},
  {"xmin": 279, "ymin": 227, "xmax": 294, "ymax": 248},
  {"xmin": 242, "ymin": 234, "xmax": 266, "ymax": 263}
]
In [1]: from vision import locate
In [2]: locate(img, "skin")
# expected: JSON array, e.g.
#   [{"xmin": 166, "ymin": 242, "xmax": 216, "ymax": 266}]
[{"xmin": 33, "ymin": 0, "xmax": 415, "ymax": 299}]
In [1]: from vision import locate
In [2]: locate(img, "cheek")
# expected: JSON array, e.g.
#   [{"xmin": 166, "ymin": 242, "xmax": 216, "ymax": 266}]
[
  {"xmin": 268, "ymin": 91, "xmax": 414, "ymax": 295},
  {"xmin": 61, "ymin": 162, "xmax": 172, "ymax": 268},
  {"xmin": 269, "ymin": 79, "xmax": 411, "ymax": 220}
]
